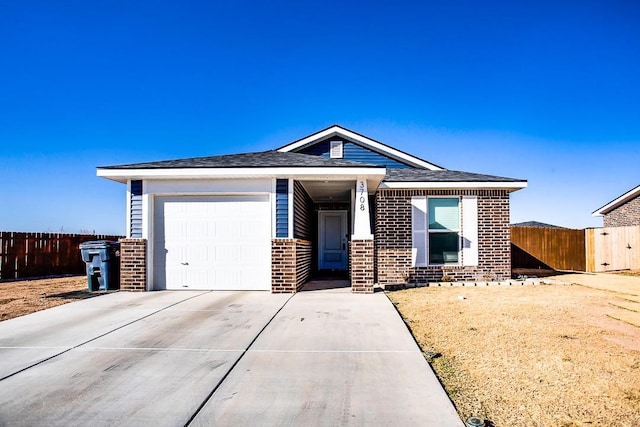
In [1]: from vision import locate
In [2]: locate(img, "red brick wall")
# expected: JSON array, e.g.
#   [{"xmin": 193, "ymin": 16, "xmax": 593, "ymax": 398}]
[
  {"xmin": 350, "ymin": 239, "xmax": 374, "ymax": 293},
  {"xmin": 119, "ymin": 238, "xmax": 147, "ymax": 291},
  {"xmin": 375, "ymin": 189, "xmax": 511, "ymax": 283},
  {"xmin": 271, "ymin": 239, "xmax": 312, "ymax": 293},
  {"xmin": 604, "ymin": 195, "xmax": 640, "ymax": 227}
]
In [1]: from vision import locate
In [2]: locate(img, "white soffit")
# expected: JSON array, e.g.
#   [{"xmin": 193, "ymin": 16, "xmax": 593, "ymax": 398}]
[
  {"xmin": 96, "ymin": 166, "xmax": 387, "ymax": 184},
  {"xmin": 277, "ymin": 125, "xmax": 443, "ymax": 170}
]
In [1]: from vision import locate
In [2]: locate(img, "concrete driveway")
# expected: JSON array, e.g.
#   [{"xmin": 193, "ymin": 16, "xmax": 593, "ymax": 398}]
[{"xmin": 0, "ymin": 288, "xmax": 463, "ymax": 426}]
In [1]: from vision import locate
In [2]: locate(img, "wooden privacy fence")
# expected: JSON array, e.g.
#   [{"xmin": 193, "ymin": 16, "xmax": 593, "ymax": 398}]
[
  {"xmin": 511, "ymin": 226, "xmax": 586, "ymax": 271},
  {"xmin": 511, "ymin": 225, "xmax": 640, "ymax": 273},
  {"xmin": 586, "ymin": 226, "xmax": 640, "ymax": 272},
  {"xmin": 0, "ymin": 232, "xmax": 124, "ymax": 280}
]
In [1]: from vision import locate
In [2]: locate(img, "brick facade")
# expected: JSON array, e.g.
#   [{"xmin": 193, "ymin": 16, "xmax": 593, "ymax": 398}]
[
  {"xmin": 603, "ymin": 195, "xmax": 640, "ymax": 227},
  {"xmin": 117, "ymin": 189, "xmax": 513, "ymax": 293},
  {"xmin": 375, "ymin": 189, "xmax": 511, "ymax": 284},
  {"xmin": 350, "ymin": 239, "xmax": 374, "ymax": 293},
  {"xmin": 271, "ymin": 239, "xmax": 312, "ymax": 293},
  {"xmin": 119, "ymin": 238, "xmax": 147, "ymax": 291}
]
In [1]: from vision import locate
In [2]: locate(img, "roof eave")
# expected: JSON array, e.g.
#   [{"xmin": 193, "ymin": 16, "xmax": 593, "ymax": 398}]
[
  {"xmin": 96, "ymin": 166, "xmax": 387, "ymax": 184},
  {"xmin": 379, "ymin": 181, "xmax": 528, "ymax": 191},
  {"xmin": 592, "ymin": 184, "xmax": 640, "ymax": 217}
]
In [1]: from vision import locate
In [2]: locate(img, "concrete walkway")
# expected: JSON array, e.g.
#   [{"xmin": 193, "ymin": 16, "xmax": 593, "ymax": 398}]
[{"xmin": 0, "ymin": 288, "xmax": 463, "ymax": 426}]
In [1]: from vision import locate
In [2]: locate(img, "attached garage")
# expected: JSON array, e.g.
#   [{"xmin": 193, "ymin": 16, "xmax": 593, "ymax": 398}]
[{"xmin": 152, "ymin": 195, "xmax": 271, "ymax": 291}]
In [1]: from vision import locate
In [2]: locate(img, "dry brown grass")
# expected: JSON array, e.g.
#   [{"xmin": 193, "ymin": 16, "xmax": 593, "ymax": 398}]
[
  {"xmin": 388, "ymin": 283, "xmax": 640, "ymax": 426},
  {"xmin": 612, "ymin": 270, "xmax": 640, "ymax": 277},
  {"xmin": 0, "ymin": 276, "xmax": 98, "ymax": 321}
]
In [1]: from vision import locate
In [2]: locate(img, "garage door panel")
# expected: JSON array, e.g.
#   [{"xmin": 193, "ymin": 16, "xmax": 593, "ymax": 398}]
[{"xmin": 154, "ymin": 196, "xmax": 271, "ymax": 291}]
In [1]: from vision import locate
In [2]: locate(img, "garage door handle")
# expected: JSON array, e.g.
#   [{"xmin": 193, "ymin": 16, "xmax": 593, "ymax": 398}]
[{"xmin": 181, "ymin": 262, "xmax": 189, "ymax": 266}]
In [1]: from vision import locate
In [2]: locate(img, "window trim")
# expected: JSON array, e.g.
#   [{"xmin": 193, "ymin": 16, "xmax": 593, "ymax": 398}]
[{"xmin": 412, "ymin": 196, "xmax": 462, "ymax": 267}]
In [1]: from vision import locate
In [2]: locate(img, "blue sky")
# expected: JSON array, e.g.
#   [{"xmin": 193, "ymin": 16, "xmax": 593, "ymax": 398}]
[{"xmin": 1, "ymin": 1, "xmax": 638, "ymax": 235}]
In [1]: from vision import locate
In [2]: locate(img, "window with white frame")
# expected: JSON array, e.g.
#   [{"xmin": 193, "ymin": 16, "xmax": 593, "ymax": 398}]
[
  {"xmin": 428, "ymin": 198, "xmax": 460, "ymax": 264},
  {"xmin": 412, "ymin": 196, "xmax": 474, "ymax": 266}
]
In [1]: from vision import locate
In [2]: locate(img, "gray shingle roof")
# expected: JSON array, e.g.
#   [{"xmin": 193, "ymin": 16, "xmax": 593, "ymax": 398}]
[
  {"xmin": 384, "ymin": 168, "xmax": 525, "ymax": 183},
  {"xmin": 99, "ymin": 149, "xmax": 525, "ymax": 185},
  {"xmin": 99, "ymin": 150, "xmax": 383, "ymax": 169}
]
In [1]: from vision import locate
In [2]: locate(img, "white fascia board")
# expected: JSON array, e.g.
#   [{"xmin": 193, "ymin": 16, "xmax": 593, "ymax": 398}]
[
  {"xmin": 592, "ymin": 184, "xmax": 640, "ymax": 216},
  {"xmin": 380, "ymin": 181, "xmax": 528, "ymax": 190},
  {"xmin": 97, "ymin": 167, "xmax": 387, "ymax": 184},
  {"xmin": 277, "ymin": 125, "xmax": 443, "ymax": 170}
]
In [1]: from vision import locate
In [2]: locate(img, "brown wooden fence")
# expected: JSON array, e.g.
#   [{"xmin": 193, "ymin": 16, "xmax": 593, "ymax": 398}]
[
  {"xmin": 511, "ymin": 226, "xmax": 586, "ymax": 271},
  {"xmin": 0, "ymin": 232, "xmax": 124, "ymax": 280},
  {"xmin": 586, "ymin": 226, "xmax": 640, "ymax": 272},
  {"xmin": 511, "ymin": 225, "xmax": 640, "ymax": 273}
]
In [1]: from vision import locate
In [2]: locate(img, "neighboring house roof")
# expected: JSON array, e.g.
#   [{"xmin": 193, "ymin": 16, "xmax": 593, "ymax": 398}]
[
  {"xmin": 511, "ymin": 221, "xmax": 565, "ymax": 228},
  {"xmin": 592, "ymin": 184, "xmax": 640, "ymax": 216},
  {"xmin": 98, "ymin": 150, "xmax": 381, "ymax": 169},
  {"xmin": 277, "ymin": 124, "xmax": 444, "ymax": 170}
]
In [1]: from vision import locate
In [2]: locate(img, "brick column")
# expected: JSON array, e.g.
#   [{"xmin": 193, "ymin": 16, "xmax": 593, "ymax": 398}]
[
  {"xmin": 271, "ymin": 239, "xmax": 313, "ymax": 293},
  {"xmin": 119, "ymin": 238, "xmax": 147, "ymax": 291},
  {"xmin": 350, "ymin": 239, "xmax": 374, "ymax": 293},
  {"xmin": 272, "ymin": 239, "xmax": 297, "ymax": 293}
]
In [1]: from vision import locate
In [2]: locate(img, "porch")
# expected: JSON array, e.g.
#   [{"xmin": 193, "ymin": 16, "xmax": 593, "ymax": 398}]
[{"xmin": 271, "ymin": 176, "xmax": 380, "ymax": 293}]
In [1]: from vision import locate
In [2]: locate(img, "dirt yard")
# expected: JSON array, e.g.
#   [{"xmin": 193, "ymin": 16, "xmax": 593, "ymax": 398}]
[
  {"xmin": 388, "ymin": 277, "xmax": 640, "ymax": 426},
  {"xmin": 0, "ymin": 276, "xmax": 98, "ymax": 321}
]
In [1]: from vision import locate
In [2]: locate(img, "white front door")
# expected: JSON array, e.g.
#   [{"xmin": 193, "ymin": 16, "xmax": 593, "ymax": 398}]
[
  {"xmin": 153, "ymin": 195, "xmax": 271, "ymax": 290},
  {"xmin": 318, "ymin": 211, "xmax": 348, "ymax": 270}
]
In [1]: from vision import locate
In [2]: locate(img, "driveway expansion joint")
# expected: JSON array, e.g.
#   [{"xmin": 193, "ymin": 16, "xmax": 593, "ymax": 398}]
[{"xmin": 184, "ymin": 292, "xmax": 296, "ymax": 427}]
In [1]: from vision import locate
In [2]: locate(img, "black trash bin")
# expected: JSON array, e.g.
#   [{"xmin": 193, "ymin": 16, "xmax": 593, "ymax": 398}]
[{"xmin": 79, "ymin": 240, "xmax": 120, "ymax": 291}]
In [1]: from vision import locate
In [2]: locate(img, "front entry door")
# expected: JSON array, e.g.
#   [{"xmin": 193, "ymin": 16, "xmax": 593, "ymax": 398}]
[{"xmin": 318, "ymin": 211, "xmax": 348, "ymax": 270}]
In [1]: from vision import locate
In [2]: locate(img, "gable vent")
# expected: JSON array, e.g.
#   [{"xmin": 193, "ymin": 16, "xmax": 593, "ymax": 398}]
[{"xmin": 329, "ymin": 141, "xmax": 343, "ymax": 158}]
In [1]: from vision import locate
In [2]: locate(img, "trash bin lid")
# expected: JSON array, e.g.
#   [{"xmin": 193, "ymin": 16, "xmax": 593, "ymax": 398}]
[{"xmin": 79, "ymin": 240, "xmax": 110, "ymax": 249}]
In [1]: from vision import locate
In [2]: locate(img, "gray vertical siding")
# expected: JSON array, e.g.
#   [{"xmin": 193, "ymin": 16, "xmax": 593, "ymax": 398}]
[
  {"xmin": 130, "ymin": 180, "xmax": 143, "ymax": 238},
  {"xmin": 276, "ymin": 179, "xmax": 289, "ymax": 238},
  {"xmin": 293, "ymin": 181, "xmax": 313, "ymax": 240}
]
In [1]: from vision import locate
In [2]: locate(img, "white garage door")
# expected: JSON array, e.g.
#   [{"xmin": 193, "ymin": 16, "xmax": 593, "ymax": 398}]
[{"xmin": 153, "ymin": 195, "xmax": 271, "ymax": 290}]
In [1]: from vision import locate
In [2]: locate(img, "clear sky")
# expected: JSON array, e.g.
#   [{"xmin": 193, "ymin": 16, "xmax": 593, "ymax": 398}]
[{"xmin": 1, "ymin": 1, "xmax": 638, "ymax": 235}]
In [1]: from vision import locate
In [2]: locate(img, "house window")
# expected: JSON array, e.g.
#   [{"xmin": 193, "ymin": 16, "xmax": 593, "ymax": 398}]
[
  {"xmin": 329, "ymin": 141, "xmax": 343, "ymax": 158},
  {"xmin": 428, "ymin": 198, "xmax": 460, "ymax": 264},
  {"xmin": 412, "ymin": 196, "xmax": 461, "ymax": 266}
]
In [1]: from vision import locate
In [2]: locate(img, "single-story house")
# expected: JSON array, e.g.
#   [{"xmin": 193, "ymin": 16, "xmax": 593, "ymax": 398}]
[
  {"xmin": 592, "ymin": 184, "xmax": 640, "ymax": 227},
  {"xmin": 98, "ymin": 125, "xmax": 527, "ymax": 293}
]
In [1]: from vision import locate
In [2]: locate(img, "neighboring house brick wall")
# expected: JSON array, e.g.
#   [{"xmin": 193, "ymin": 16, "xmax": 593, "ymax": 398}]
[
  {"xmin": 603, "ymin": 196, "xmax": 640, "ymax": 227},
  {"xmin": 119, "ymin": 238, "xmax": 147, "ymax": 291},
  {"xmin": 350, "ymin": 239, "xmax": 374, "ymax": 293},
  {"xmin": 375, "ymin": 189, "xmax": 511, "ymax": 283},
  {"xmin": 271, "ymin": 239, "xmax": 312, "ymax": 293}
]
